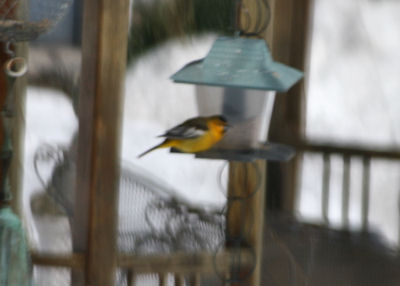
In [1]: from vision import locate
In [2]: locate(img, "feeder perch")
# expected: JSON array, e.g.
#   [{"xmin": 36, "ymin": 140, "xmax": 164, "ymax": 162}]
[{"xmin": 171, "ymin": 37, "xmax": 303, "ymax": 161}]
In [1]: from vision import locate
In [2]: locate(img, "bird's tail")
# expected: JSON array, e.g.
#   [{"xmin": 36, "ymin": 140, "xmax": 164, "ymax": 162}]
[{"xmin": 137, "ymin": 140, "xmax": 175, "ymax": 158}]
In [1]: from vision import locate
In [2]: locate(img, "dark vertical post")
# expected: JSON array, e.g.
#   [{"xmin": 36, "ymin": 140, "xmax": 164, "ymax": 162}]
[
  {"xmin": 127, "ymin": 269, "xmax": 135, "ymax": 286},
  {"xmin": 174, "ymin": 274, "xmax": 185, "ymax": 286},
  {"xmin": 267, "ymin": 0, "xmax": 314, "ymax": 212},
  {"xmin": 72, "ymin": 0, "xmax": 130, "ymax": 285},
  {"xmin": 226, "ymin": 161, "xmax": 266, "ymax": 286},
  {"xmin": 0, "ymin": 2, "xmax": 14, "ymax": 204},
  {"xmin": 361, "ymin": 156, "xmax": 371, "ymax": 232},
  {"xmin": 0, "ymin": 47, "xmax": 8, "ymax": 203},
  {"xmin": 224, "ymin": 1, "xmax": 273, "ymax": 285},
  {"xmin": 158, "ymin": 273, "xmax": 167, "ymax": 286},
  {"xmin": 189, "ymin": 273, "xmax": 201, "ymax": 286},
  {"xmin": 322, "ymin": 153, "xmax": 331, "ymax": 225},
  {"xmin": 342, "ymin": 155, "xmax": 351, "ymax": 229}
]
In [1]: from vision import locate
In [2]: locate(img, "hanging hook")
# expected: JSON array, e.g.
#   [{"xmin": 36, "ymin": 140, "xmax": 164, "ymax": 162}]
[
  {"xmin": 4, "ymin": 57, "xmax": 28, "ymax": 78},
  {"xmin": 236, "ymin": 0, "xmax": 271, "ymax": 37},
  {"xmin": 4, "ymin": 41, "xmax": 15, "ymax": 57},
  {"xmin": 3, "ymin": 41, "xmax": 27, "ymax": 78}
]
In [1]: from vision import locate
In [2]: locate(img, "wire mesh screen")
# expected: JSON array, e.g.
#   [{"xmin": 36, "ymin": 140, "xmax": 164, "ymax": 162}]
[
  {"xmin": 33, "ymin": 266, "xmax": 71, "ymax": 286},
  {"xmin": 117, "ymin": 167, "xmax": 224, "ymax": 255},
  {"xmin": 33, "ymin": 143, "xmax": 225, "ymax": 285},
  {"xmin": 116, "ymin": 166, "xmax": 225, "ymax": 285}
]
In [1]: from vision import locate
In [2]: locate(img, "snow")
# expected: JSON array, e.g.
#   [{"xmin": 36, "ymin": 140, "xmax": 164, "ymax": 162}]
[
  {"xmin": 23, "ymin": 87, "xmax": 77, "ymax": 249},
  {"xmin": 306, "ymin": 0, "xmax": 400, "ymax": 145}
]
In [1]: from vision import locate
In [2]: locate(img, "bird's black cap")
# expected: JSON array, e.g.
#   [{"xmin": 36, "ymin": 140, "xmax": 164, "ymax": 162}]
[{"xmin": 214, "ymin": 115, "xmax": 228, "ymax": 123}]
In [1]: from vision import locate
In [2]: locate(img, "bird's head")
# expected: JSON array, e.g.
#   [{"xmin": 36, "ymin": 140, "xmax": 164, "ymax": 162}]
[{"xmin": 209, "ymin": 115, "xmax": 231, "ymax": 134}]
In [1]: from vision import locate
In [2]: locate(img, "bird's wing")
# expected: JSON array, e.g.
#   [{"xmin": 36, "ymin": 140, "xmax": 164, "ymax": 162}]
[{"xmin": 159, "ymin": 117, "xmax": 208, "ymax": 139}]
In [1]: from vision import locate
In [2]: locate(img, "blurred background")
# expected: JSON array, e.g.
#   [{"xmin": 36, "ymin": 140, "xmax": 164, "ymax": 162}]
[{"xmin": 9, "ymin": 0, "xmax": 400, "ymax": 284}]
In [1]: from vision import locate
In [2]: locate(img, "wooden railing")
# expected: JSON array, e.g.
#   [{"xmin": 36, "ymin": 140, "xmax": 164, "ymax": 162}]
[
  {"xmin": 30, "ymin": 140, "xmax": 400, "ymax": 284},
  {"xmin": 31, "ymin": 249, "xmax": 254, "ymax": 286},
  {"xmin": 295, "ymin": 140, "xmax": 400, "ymax": 233}
]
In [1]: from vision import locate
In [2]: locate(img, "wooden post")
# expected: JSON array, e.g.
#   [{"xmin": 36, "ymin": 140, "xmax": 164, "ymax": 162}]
[
  {"xmin": 226, "ymin": 0, "xmax": 313, "ymax": 284},
  {"xmin": 72, "ymin": 0, "xmax": 130, "ymax": 285},
  {"xmin": 0, "ymin": 1, "xmax": 28, "ymax": 215},
  {"xmin": 0, "ymin": 45, "xmax": 9, "ymax": 201},
  {"xmin": 9, "ymin": 1, "xmax": 28, "ymax": 217},
  {"xmin": 226, "ymin": 161, "xmax": 266, "ymax": 286},
  {"xmin": 9, "ymin": 42, "xmax": 27, "ymax": 216},
  {"xmin": 224, "ymin": 1, "xmax": 275, "ymax": 285},
  {"xmin": 0, "ymin": 2, "xmax": 15, "ymax": 203},
  {"xmin": 267, "ymin": 0, "xmax": 314, "ymax": 212}
]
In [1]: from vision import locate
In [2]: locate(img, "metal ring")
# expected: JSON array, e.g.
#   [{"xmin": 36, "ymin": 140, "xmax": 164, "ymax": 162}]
[
  {"xmin": 238, "ymin": 2, "xmax": 251, "ymax": 33},
  {"xmin": 217, "ymin": 161, "xmax": 229, "ymax": 197},
  {"xmin": 4, "ymin": 57, "xmax": 28, "ymax": 78},
  {"xmin": 237, "ymin": 0, "xmax": 271, "ymax": 37},
  {"xmin": 212, "ymin": 237, "xmax": 257, "ymax": 284},
  {"xmin": 229, "ymin": 161, "xmax": 262, "ymax": 200},
  {"xmin": 225, "ymin": 198, "xmax": 255, "ymax": 239},
  {"xmin": 4, "ymin": 41, "xmax": 14, "ymax": 57}
]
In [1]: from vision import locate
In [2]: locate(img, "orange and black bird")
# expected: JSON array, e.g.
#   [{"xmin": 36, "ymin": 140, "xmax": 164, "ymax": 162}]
[{"xmin": 138, "ymin": 115, "xmax": 230, "ymax": 158}]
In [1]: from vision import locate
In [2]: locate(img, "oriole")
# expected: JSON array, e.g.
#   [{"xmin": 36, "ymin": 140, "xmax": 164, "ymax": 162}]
[{"xmin": 138, "ymin": 115, "xmax": 230, "ymax": 158}]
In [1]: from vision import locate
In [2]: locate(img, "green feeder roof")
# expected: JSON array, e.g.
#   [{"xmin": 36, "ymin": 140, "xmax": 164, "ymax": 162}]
[{"xmin": 171, "ymin": 37, "xmax": 303, "ymax": 92}]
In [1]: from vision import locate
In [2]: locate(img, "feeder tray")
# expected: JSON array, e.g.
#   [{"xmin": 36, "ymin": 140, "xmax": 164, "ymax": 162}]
[
  {"xmin": 0, "ymin": 19, "xmax": 51, "ymax": 42},
  {"xmin": 171, "ymin": 142, "xmax": 295, "ymax": 162}
]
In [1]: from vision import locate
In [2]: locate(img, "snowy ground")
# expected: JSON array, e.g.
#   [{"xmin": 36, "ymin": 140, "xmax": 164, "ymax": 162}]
[{"xmin": 22, "ymin": 0, "xmax": 400, "ymax": 261}]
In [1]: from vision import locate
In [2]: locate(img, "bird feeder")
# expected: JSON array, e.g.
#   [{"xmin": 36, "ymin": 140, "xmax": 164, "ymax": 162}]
[{"xmin": 170, "ymin": 36, "xmax": 303, "ymax": 161}]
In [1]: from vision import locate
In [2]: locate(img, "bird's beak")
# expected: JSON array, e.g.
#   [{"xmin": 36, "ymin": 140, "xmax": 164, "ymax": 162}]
[{"xmin": 223, "ymin": 124, "xmax": 231, "ymax": 133}]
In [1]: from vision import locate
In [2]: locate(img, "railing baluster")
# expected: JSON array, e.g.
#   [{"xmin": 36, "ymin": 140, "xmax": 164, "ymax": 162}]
[
  {"xmin": 322, "ymin": 153, "xmax": 331, "ymax": 225},
  {"xmin": 159, "ymin": 273, "xmax": 167, "ymax": 286},
  {"xmin": 342, "ymin": 156, "xmax": 351, "ymax": 229},
  {"xmin": 361, "ymin": 156, "xmax": 371, "ymax": 232},
  {"xmin": 174, "ymin": 274, "xmax": 184, "ymax": 286},
  {"xmin": 398, "ymin": 192, "xmax": 400, "ymax": 250},
  {"xmin": 189, "ymin": 273, "xmax": 201, "ymax": 286},
  {"xmin": 127, "ymin": 269, "xmax": 135, "ymax": 286}
]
